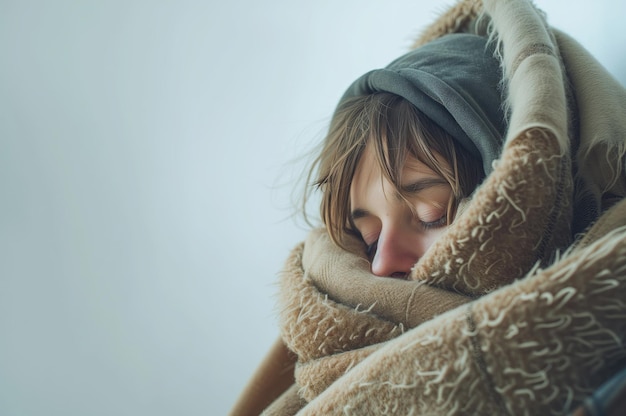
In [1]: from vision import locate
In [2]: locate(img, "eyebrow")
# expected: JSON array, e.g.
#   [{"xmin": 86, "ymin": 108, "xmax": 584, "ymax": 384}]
[
  {"xmin": 350, "ymin": 178, "xmax": 448, "ymax": 222},
  {"xmin": 350, "ymin": 208, "xmax": 370, "ymax": 221},
  {"xmin": 399, "ymin": 177, "xmax": 448, "ymax": 194}
]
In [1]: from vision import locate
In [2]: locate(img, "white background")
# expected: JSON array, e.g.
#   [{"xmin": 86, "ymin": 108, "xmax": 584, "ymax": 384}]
[{"xmin": 1, "ymin": 1, "xmax": 624, "ymax": 415}]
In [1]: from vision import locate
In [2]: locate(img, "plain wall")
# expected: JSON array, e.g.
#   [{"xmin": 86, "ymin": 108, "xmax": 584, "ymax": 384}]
[{"xmin": 1, "ymin": 1, "xmax": 624, "ymax": 414}]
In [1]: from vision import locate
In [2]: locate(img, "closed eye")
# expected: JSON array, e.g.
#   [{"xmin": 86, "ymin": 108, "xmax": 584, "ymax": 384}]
[
  {"xmin": 420, "ymin": 214, "xmax": 447, "ymax": 230},
  {"xmin": 366, "ymin": 240, "xmax": 378, "ymax": 258}
]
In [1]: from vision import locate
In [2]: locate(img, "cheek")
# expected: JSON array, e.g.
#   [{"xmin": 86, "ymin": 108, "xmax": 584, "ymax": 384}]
[
  {"xmin": 428, "ymin": 225, "xmax": 448, "ymax": 240},
  {"xmin": 421, "ymin": 226, "xmax": 448, "ymax": 253}
]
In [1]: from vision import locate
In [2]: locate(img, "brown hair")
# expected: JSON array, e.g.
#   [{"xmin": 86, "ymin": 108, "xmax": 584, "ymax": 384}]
[{"xmin": 303, "ymin": 92, "xmax": 483, "ymax": 250}]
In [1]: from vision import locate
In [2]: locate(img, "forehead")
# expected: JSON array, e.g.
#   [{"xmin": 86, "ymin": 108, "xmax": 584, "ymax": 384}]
[
  {"xmin": 349, "ymin": 144, "xmax": 439, "ymax": 205},
  {"xmin": 350, "ymin": 145, "xmax": 381, "ymax": 199}
]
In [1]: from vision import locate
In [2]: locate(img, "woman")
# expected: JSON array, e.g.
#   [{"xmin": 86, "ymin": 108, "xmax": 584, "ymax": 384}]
[
  {"xmin": 308, "ymin": 32, "xmax": 503, "ymax": 277},
  {"xmin": 232, "ymin": 0, "xmax": 626, "ymax": 414}
]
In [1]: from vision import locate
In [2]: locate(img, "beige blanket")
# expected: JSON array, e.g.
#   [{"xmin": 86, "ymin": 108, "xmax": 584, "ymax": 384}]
[{"xmin": 231, "ymin": 0, "xmax": 626, "ymax": 414}]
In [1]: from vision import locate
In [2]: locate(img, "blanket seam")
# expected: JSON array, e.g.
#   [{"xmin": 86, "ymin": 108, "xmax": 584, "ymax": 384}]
[
  {"xmin": 466, "ymin": 304, "xmax": 511, "ymax": 415},
  {"xmin": 536, "ymin": 144, "xmax": 570, "ymax": 264}
]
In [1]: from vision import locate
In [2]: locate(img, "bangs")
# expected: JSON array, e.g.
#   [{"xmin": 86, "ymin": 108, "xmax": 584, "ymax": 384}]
[
  {"xmin": 309, "ymin": 92, "xmax": 484, "ymax": 250},
  {"xmin": 366, "ymin": 94, "xmax": 452, "ymax": 192}
]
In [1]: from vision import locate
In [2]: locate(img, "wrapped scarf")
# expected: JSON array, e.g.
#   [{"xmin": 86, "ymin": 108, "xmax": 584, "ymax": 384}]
[{"xmin": 231, "ymin": 0, "xmax": 626, "ymax": 414}]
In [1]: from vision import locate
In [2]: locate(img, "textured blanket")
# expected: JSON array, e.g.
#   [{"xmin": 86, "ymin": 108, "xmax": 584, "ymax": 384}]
[{"xmin": 231, "ymin": 0, "xmax": 626, "ymax": 415}]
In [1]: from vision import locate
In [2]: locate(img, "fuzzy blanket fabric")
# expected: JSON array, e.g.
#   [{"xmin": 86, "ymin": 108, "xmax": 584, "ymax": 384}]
[{"xmin": 231, "ymin": 0, "xmax": 626, "ymax": 415}]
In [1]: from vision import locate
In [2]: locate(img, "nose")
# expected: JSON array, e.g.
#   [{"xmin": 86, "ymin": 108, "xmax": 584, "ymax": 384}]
[{"xmin": 370, "ymin": 227, "xmax": 423, "ymax": 278}]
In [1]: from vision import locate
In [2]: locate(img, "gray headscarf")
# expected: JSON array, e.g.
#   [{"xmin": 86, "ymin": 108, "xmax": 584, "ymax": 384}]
[{"xmin": 340, "ymin": 33, "xmax": 506, "ymax": 175}]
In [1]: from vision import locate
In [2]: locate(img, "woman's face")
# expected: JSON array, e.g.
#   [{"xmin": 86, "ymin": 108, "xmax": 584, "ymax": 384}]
[{"xmin": 349, "ymin": 144, "xmax": 452, "ymax": 278}]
